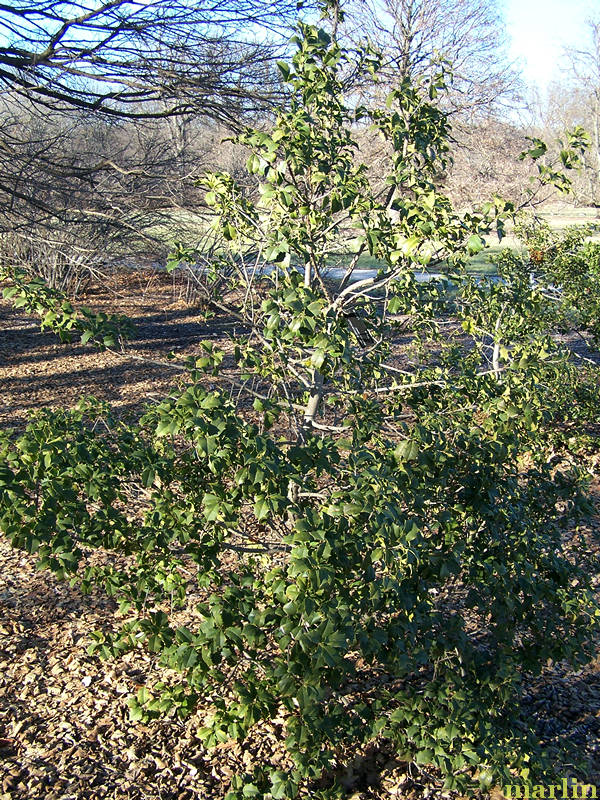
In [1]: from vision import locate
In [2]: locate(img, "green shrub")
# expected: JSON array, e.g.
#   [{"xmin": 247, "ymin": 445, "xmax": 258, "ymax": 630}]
[
  {"xmin": 493, "ymin": 216, "xmax": 600, "ymax": 346},
  {"xmin": 1, "ymin": 18, "xmax": 598, "ymax": 799}
]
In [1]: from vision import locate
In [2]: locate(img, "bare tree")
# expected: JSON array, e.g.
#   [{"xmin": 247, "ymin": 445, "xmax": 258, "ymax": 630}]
[
  {"xmin": 558, "ymin": 17, "xmax": 600, "ymax": 206},
  {"xmin": 0, "ymin": 0, "xmax": 305, "ymax": 122},
  {"xmin": 0, "ymin": 1, "xmax": 311, "ymax": 290},
  {"xmin": 0, "ymin": 96, "xmax": 255, "ymax": 289},
  {"xmin": 342, "ymin": 0, "xmax": 521, "ymax": 115},
  {"xmin": 444, "ymin": 118, "xmax": 533, "ymax": 207}
]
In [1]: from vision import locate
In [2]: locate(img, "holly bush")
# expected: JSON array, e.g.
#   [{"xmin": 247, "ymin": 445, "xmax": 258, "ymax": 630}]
[
  {"xmin": 492, "ymin": 215, "xmax": 600, "ymax": 346},
  {"xmin": 0, "ymin": 265, "xmax": 133, "ymax": 348},
  {"xmin": 1, "ymin": 17, "xmax": 599, "ymax": 800}
]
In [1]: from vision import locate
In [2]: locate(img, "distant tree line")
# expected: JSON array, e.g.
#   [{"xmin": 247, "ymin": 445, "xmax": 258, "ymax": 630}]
[
  {"xmin": 2, "ymin": 0, "xmax": 595, "ymax": 294},
  {"xmin": 534, "ymin": 17, "xmax": 600, "ymax": 208}
]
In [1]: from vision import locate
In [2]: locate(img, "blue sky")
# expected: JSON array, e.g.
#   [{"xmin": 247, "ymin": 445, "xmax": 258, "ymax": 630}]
[{"xmin": 503, "ymin": 0, "xmax": 598, "ymax": 90}]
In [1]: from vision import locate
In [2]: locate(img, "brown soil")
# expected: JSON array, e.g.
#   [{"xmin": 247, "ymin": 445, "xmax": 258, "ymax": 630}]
[{"xmin": 0, "ymin": 270, "xmax": 241, "ymax": 432}]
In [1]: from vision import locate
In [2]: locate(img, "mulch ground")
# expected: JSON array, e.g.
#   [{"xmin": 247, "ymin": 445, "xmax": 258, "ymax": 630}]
[
  {"xmin": 0, "ymin": 270, "xmax": 240, "ymax": 431},
  {"xmin": 1, "ymin": 271, "xmax": 599, "ymax": 799}
]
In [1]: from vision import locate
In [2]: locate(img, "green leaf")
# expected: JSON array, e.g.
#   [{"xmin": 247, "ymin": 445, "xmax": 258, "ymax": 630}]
[
  {"xmin": 277, "ymin": 61, "xmax": 291, "ymax": 80},
  {"xmin": 467, "ymin": 235, "xmax": 485, "ymax": 255},
  {"xmin": 254, "ymin": 496, "xmax": 270, "ymax": 521},
  {"xmin": 203, "ymin": 493, "xmax": 221, "ymax": 521},
  {"xmin": 141, "ymin": 467, "xmax": 155, "ymax": 488},
  {"xmin": 394, "ymin": 440, "xmax": 419, "ymax": 462}
]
